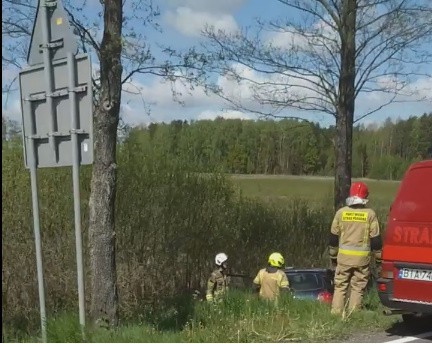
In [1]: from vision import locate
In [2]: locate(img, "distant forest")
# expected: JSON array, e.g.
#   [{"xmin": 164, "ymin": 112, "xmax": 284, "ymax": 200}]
[
  {"xmin": 124, "ymin": 113, "xmax": 432, "ymax": 180},
  {"xmin": 3, "ymin": 113, "xmax": 432, "ymax": 180}
]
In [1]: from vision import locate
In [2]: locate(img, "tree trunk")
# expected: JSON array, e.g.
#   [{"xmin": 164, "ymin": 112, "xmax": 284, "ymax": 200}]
[
  {"xmin": 334, "ymin": 114, "xmax": 353, "ymax": 209},
  {"xmin": 334, "ymin": 0, "xmax": 356, "ymax": 209},
  {"xmin": 88, "ymin": 0, "xmax": 123, "ymax": 327}
]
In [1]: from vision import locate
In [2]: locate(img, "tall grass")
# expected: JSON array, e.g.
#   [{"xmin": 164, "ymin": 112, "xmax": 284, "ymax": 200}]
[
  {"xmin": 22, "ymin": 290, "xmax": 394, "ymax": 343},
  {"xmin": 2, "ymin": 137, "xmax": 396, "ymax": 341}
]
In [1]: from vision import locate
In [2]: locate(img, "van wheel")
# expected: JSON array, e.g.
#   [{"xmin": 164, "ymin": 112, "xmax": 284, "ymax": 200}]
[{"xmin": 402, "ymin": 314, "xmax": 432, "ymax": 329}]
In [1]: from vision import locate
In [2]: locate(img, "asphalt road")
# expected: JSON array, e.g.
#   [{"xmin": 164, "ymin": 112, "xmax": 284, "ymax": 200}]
[{"xmin": 347, "ymin": 319, "xmax": 432, "ymax": 343}]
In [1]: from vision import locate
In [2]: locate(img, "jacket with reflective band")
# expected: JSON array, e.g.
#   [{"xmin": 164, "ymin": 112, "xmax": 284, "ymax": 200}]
[
  {"xmin": 331, "ymin": 206, "xmax": 380, "ymax": 266},
  {"xmin": 206, "ymin": 268, "xmax": 228, "ymax": 301},
  {"xmin": 253, "ymin": 268, "xmax": 289, "ymax": 300}
]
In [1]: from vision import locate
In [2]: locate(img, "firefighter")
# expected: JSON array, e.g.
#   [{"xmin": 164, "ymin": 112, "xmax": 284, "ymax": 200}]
[
  {"xmin": 253, "ymin": 252, "xmax": 290, "ymax": 302},
  {"xmin": 206, "ymin": 252, "xmax": 229, "ymax": 302},
  {"xmin": 329, "ymin": 182, "xmax": 382, "ymax": 315}
]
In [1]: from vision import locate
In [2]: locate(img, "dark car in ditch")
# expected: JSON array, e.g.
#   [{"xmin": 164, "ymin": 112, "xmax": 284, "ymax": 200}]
[{"xmin": 284, "ymin": 267, "xmax": 335, "ymax": 304}]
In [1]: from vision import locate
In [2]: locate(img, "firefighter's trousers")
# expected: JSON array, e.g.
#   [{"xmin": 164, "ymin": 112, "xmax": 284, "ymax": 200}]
[{"xmin": 331, "ymin": 263, "xmax": 370, "ymax": 314}]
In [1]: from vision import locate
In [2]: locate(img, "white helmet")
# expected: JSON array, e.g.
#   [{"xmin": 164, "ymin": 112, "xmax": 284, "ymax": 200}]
[{"xmin": 215, "ymin": 252, "xmax": 228, "ymax": 266}]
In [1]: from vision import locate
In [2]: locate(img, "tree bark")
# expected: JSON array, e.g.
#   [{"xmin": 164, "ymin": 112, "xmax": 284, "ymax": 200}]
[
  {"xmin": 334, "ymin": 0, "xmax": 356, "ymax": 209},
  {"xmin": 88, "ymin": 0, "xmax": 123, "ymax": 327}
]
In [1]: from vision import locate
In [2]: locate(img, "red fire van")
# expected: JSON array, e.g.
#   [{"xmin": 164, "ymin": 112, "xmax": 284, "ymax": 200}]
[{"xmin": 377, "ymin": 159, "xmax": 432, "ymax": 325}]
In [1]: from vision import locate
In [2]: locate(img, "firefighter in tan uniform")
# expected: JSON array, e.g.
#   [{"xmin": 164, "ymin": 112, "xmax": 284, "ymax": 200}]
[
  {"xmin": 253, "ymin": 252, "xmax": 290, "ymax": 302},
  {"xmin": 206, "ymin": 253, "xmax": 229, "ymax": 302},
  {"xmin": 329, "ymin": 182, "xmax": 382, "ymax": 315}
]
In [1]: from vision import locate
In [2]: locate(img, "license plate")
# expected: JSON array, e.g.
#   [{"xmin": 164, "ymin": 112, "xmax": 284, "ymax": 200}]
[{"xmin": 398, "ymin": 268, "xmax": 432, "ymax": 282}]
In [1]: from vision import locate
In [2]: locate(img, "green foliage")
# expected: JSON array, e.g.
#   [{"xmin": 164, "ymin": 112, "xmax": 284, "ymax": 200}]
[{"xmin": 118, "ymin": 114, "xmax": 431, "ymax": 179}]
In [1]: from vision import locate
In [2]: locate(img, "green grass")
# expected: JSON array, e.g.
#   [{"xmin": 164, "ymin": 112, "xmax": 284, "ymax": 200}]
[
  {"xmin": 230, "ymin": 175, "xmax": 399, "ymax": 202},
  {"xmin": 19, "ymin": 290, "xmax": 396, "ymax": 343},
  {"xmin": 230, "ymin": 175, "xmax": 400, "ymax": 221}
]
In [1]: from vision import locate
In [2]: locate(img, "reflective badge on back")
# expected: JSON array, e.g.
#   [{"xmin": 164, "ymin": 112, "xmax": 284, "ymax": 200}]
[{"xmin": 341, "ymin": 211, "xmax": 368, "ymax": 222}]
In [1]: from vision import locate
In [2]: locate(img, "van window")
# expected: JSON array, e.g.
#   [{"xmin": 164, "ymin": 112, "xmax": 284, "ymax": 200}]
[{"xmin": 392, "ymin": 166, "xmax": 432, "ymax": 222}]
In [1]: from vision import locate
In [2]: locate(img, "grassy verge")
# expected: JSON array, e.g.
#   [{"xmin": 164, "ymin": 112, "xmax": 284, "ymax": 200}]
[
  {"xmin": 230, "ymin": 174, "xmax": 399, "ymax": 203},
  {"xmin": 230, "ymin": 174, "xmax": 399, "ymax": 223},
  {"xmin": 18, "ymin": 289, "xmax": 396, "ymax": 343}
]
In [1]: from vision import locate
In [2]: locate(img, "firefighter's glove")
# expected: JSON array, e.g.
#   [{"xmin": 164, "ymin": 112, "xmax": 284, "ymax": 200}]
[
  {"xmin": 329, "ymin": 246, "xmax": 338, "ymax": 270},
  {"xmin": 330, "ymin": 258, "xmax": 337, "ymax": 270}
]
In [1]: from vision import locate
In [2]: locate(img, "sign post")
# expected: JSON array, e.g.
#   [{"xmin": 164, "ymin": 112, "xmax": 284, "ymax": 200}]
[{"xmin": 19, "ymin": 0, "xmax": 93, "ymax": 341}]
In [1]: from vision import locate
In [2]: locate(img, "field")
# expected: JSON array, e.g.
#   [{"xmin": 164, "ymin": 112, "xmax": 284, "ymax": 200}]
[{"xmin": 231, "ymin": 174, "xmax": 400, "ymax": 221}]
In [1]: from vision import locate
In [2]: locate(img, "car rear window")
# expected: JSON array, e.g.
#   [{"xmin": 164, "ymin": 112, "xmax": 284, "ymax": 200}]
[
  {"xmin": 392, "ymin": 166, "xmax": 432, "ymax": 222},
  {"xmin": 286, "ymin": 272, "xmax": 323, "ymax": 291}
]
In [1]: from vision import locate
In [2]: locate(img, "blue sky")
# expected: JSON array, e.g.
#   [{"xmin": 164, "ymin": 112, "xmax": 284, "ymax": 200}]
[{"xmin": 2, "ymin": 0, "xmax": 431, "ymax": 127}]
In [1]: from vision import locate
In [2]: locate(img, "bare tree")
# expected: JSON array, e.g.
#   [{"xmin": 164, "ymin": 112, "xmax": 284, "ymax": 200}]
[{"xmin": 199, "ymin": 0, "xmax": 432, "ymax": 208}]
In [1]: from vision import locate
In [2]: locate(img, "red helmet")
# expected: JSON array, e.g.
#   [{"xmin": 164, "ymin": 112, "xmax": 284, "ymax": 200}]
[{"xmin": 349, "ymin": 182, "xmax": 369, "ymax": 199}]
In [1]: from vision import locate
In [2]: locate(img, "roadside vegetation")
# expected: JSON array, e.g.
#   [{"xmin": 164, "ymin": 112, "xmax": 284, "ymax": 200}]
[
  {"xmin": 22, "ymin": 290, "xmax": 396, "ymax": 343},
  {"xmin": 3, "ymin": 130, "xmax": 400, "ymax": 342}
]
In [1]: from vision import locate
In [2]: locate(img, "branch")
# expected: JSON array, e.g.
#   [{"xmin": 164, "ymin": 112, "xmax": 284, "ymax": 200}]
[
  {"xmin": 276, "ymin": 0, "xmax": 339, "ymax": 30},
  {"xmin": 65, "ymin": 8, "xmax": 101, "ymax": 56}
]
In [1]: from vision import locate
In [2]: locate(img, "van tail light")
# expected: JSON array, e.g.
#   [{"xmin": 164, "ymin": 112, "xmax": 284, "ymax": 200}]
[
  {"xmin": 381, "ymin": 261, "xmax": 394, "ymax": 279},
  {"xmin": 317, "ymin": 291, "xmax": 332, "ymax": 304}
]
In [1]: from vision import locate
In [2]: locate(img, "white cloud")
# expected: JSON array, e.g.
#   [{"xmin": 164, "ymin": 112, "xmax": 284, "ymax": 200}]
[
  {"xmin": 265, "ymin": 28, "xmax": 308, "ymax": 50},
  {"xmin": 410, "ymin": 76, "xmax": 432, "ymax": 100},
  {"xmin": 163, "ymin": 0, "xmax": 245, "ymax": 13},
  {"xmin": 362, "ymin": 75, "xmax": 432, "ymax": 103},
  {"xmin": 122, "ymin": 76, "xmax": 219, "ymax": 109},
  {"xmin": 2, "ymin": 95, "xmax": 22, "ymax": 122},
  {"xmin": 217, "ymin": 62, "xmax": 327, "ymax": 110},
  {"xmin": 264, "ymin": 19, "xmax": 339, "ymax": 52},
  {"xmin": 164, "ymin": 7, "xmax": 238, "ymax": 37}
]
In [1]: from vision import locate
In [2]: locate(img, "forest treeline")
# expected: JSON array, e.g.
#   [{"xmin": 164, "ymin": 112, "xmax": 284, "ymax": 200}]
[
  {"xmin": 122, "ymin": 113, "xmax": 432, "ymax": 180},
  {"xmin": 3, "ymin": 113, "xmax": 431, "ymax": 180}
]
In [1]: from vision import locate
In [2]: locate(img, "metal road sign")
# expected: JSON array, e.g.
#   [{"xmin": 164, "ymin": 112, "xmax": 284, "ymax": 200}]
[
  {"xmin": 27, "ymin": 0, "xmax": 78, "ymax": 65},
  {"xmin": 20, "ymin": 54, "xmax": 93, "ymax": 168},
  {"xmin": 19, "ymin": 0, "xmax": 93, "ymax": 341}
]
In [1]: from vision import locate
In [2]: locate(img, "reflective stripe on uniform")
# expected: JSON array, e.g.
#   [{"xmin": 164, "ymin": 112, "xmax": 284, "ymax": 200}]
[
  {"xmin": 339, "ymin": 244, "xmax": 370, "ymax": 257},
  {"xmin": 339, "ymin": 249, "xmax": 369, "ymax": 256}
]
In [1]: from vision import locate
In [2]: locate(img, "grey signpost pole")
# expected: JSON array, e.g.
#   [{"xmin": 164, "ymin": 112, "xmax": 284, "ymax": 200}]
[
  {"xmin": 19, "ymin": 0, "xmax": 93, "ymax": 341},
  {"xmin": 26, "ymin": 100, "xmax": 48, "ymax": 343},
  {"xmin": 67, "ymin": 52, "xmax": 86, "ymax": 330}
]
